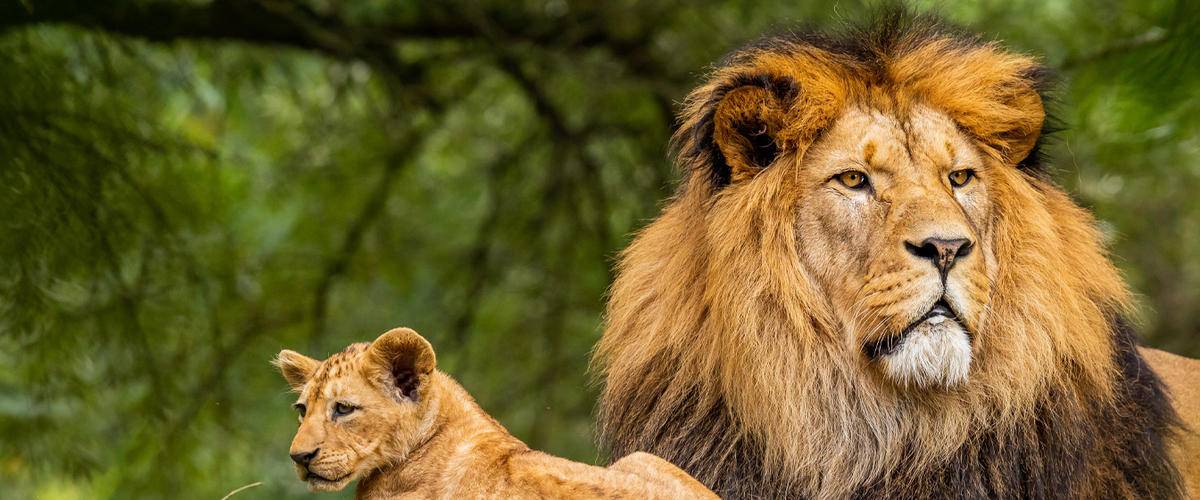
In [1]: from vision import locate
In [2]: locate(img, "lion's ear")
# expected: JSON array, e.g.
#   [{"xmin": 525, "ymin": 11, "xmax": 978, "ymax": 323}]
[
  {"xmin": 274, "ymin": 350, "xmax": 320, "ymax": 391},
  {"xmin": 996, "ymin": 83, "xmax": 1045, "ymax": 167},
  {"xmin": 912, "ymin": 51, "xmax": 1049, "ymax": 169},
  {"xmin": 687, "ymin": 75, "xmax": 798, "ymax": 186},
  {"xmin": 365, "ymin": 327, "xmax": 436, "ymax": 402}
]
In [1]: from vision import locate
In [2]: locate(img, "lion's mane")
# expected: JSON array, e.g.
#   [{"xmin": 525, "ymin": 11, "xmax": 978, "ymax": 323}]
[{"xmin": 593, "ymin": 11, "xmax": 1182, "ymax": 499}]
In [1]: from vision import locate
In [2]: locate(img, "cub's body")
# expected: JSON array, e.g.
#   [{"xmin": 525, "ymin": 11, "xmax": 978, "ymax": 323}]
[
  {"xmin": 276, "ymin": 328, "xmax": 716, "ymax": 499},
  {"xmin": 354, "ymin": 371, "xmax": 714, "ymax": 499}
]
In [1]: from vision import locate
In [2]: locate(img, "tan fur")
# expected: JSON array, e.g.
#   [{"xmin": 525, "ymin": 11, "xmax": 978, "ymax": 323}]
[
  {"xmin": 276, "ymin": 328, "xmax": 717, "ymax": 499},
  {"xmin": 594, "ymin": 15, "xmax": 1199, "ymax": 498},
  {"xmin": 1143, "ymin": 347, "xmax": 1200, "ymax": 498}
]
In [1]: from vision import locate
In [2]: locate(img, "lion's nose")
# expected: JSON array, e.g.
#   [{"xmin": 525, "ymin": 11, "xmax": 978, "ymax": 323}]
[
  {"xmin": 905, "ymin": 237, "xmax": 973, "ymax": 277},
  {"xmin": 290, "ymin": 448, "xmax": 319, "ymax": 466}
]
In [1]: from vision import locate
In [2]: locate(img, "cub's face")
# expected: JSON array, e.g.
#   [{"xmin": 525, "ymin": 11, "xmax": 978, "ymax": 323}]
[
  {"xmin": 275, "ymin": 328, "xmax": 437, "ymax": 492},
  {"xmin": 794, "ymin": 105, "xmax": 998, "ymax": 389}
]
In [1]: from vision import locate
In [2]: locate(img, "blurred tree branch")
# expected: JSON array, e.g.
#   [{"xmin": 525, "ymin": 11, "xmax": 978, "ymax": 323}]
[
  {"xmin": 305, "ymin": 52, "xmax": 449, "ymax": 344},
  {"xmin": 493, "ymin": 53, "xmax": 616, "ymax": 256},
  {"xmin": 308, "ymin": 147, "xmax": 409, "ymax": 343},
  {"xmin": 116, "ymin": 306, "xmax": 306, "ymax": 494},
  {"xmin": 2, "ymin": 1, "xmax": 685, "ymax": 135},
  {"xmin": 1061, "ymin": 28, "xmax": 1170, "ymax": 70},
  {"xmin": 307, "ymin": 103, "xmax": 435, "ymax": 345},
  {"xmin": 1, "ymin": 0, "xmax": 358, "ymax": 58},
  {"xmin": 0, "ymin": 1, "xmax": 677, "ymax": 77},
  {"xmin": 448, "ymin": 140, "xmax": 535, "ymax": 346}
]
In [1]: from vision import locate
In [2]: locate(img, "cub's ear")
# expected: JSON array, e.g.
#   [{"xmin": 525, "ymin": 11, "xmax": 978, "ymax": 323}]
[
  {"xmin": 683, "ymin": 74, "xmax": 798, "ymax": 186},
  {"xmin": 365, "ymin": 327, "xmax": 436, "ymax": 402},
  {"xmin": 274, "ymin": 350, "xmax": 320, "ymax": 391}
]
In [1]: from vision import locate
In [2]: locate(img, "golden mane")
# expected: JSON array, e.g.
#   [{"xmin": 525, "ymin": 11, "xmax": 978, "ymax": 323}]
[{"xmin": 593, "ymin": 10, "xmax": 1181, "ymax": 499}]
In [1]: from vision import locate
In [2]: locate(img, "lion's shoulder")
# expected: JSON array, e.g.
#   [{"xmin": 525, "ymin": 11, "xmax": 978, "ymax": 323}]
[
  {"xmin": 1142, "ymin": 347, "xmax": 1200, "ymax": 421},
  {"xmin": 1142, "ymin": 347, "xmax": 1200, "ymax": 495}
]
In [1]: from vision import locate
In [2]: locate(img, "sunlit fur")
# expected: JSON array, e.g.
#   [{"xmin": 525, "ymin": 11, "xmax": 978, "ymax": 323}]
[
  {"xmin": 593, "ymin": 10, "xmax": 1189, "ymax": 498},
  {"xmin": 275, "ymin": 328, "xmax": 718, "ymax": 499}
]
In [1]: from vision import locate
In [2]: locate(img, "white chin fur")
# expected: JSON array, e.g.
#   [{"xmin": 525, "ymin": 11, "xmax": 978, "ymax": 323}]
[{"xmin": 880, "ymin": 320, "xmax": 972, "ymax": 388}]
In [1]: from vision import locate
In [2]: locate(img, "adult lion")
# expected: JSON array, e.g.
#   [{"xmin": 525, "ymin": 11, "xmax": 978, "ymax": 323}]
[{"xmin": 593, "ymin": 11, "xmax": 1200, "ymax": 499}]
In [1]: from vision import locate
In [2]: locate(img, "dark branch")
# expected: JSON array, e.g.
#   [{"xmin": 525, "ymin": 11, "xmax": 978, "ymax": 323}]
[
  {"xmin": 493, "ymin": 53, "xmax": 617, "ymax": 258},
  {"xmin": 308, "ymin": 148, "xmax": 410, "ymax": 344},
  {"xmin": 307, "ymin": 64, "xmax": 445, "ymax": 345},
  {"xmin": 448, "ymin": 140, "xmax": 535, "ymax": 346},
  {"xmin": 1, "ymin": 1, "xmax": 352, "ymax": 57},
  {"xmin": 1061, "ymin": 28, "xmax": 1170, "ymax": 70}
]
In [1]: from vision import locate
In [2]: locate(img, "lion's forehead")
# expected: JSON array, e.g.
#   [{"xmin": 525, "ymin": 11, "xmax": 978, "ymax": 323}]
[
  {"xmin": 821, "ymin": 105, "xmax": 981, "ymax": 178},
  {"xmin": 301, "ymin": 343, "xmax": 372, "ymax": 402}
]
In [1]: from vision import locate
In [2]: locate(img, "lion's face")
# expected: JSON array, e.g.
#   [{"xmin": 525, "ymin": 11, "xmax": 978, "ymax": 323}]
[
  {"xmin": 275, "ymin": 328, "xmax": 437, "ymax": 492},
  {"xmin": 795, "ymin": 105, "xmax": 995, "ymax": 388}
]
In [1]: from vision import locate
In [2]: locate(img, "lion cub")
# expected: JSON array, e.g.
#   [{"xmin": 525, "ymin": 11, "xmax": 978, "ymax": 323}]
[{"xmin": 275, "ymin": 327, "xmax": 717, "ymax": 499}]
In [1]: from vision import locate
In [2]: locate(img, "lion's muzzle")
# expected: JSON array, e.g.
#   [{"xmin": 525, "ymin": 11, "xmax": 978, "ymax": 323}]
[{"xmin": 868, "ymin": 299, "xmax": 973, "ymax": 388}]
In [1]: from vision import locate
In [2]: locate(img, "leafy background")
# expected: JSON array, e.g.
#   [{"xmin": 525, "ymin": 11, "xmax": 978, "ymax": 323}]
[{"xmin": 1, "ymin": 1, "xmax": 1197, "ymax": 498}]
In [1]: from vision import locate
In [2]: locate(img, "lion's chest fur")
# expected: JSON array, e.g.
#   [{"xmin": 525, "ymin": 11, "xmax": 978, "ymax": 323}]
[{"xmin": 600, "ymin": 322, "xmax": 1182, "ymax": 499}]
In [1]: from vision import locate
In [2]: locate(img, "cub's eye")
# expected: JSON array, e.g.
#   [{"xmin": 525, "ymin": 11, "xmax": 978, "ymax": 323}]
[
  {"xmin": 949, "ymin": 169, "xmax": 975, "ymax": 188},
  {"xmin": 293, "ymin": 403, "xmax": 306, "ymax": 418},
  {"xmin": 333, "ymin": 402, "xmax": 356, "ymax": 418},
  {"xmin": 835, "ymin": 170, "xmax": 869, "ymax": 190}
]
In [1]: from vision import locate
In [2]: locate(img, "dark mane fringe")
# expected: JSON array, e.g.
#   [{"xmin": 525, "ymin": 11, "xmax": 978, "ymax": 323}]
[
  {"xmin": 597, "ymin": 351, "xmax": 774, "ymax": 498},
  {"xmin": 602, "ymin": 317, "xmax": 1183, "ymax": 499},
  {"xmin": 1105, "ymin": 317, "xmax": 1184, "ymax": 498},
  {"xmin": 855, "ymin": 316, "xmax": 1182, "ymax": 499}
]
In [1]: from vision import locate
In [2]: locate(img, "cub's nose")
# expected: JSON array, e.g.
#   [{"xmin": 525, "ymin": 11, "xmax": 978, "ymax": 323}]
[
  {"xmin": 290, "ymin": 448, "xmax": 319, "ymax": 466},
  {"xmin": 905, "ymin": 237, "xmax": 973, "ymax": 276}
]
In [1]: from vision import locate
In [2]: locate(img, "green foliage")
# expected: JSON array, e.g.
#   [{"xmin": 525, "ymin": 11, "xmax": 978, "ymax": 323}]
[{"xmin": 0, "ymin": 1, "xmax": 1197, "ymax": 498}]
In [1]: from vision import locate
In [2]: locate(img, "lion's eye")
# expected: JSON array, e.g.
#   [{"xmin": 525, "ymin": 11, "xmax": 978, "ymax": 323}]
[
  {"xmin": 294, "ymin": 403, "xmax": 306, "ymax": 418},
  {"xmin": 949, "ymin": 169, "xmax": 975, "ymax": 188},
  {"xmin": 835, "ymin": 170, "xmax": 869, "ymax": 190},
  {"xmin": 333, "ymin": 402, "xmax": 356, "ymax": 418}
]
